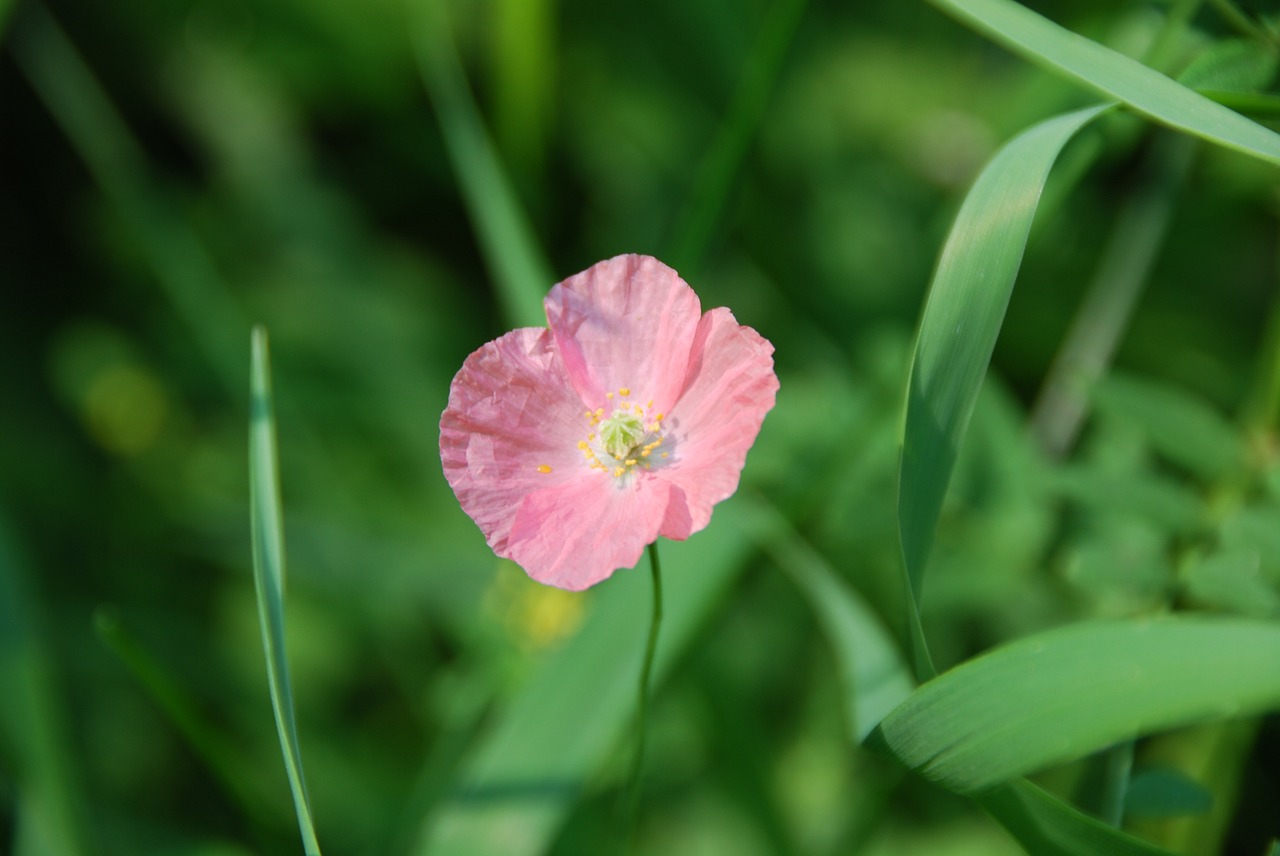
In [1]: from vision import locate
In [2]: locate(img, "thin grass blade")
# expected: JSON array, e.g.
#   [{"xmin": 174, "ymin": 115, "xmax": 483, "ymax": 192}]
[
  {"xmin": 928, "ymin": 0, "xmax": 1280, "ymax": 166},
  {"xmin": 249, "ymin": 327, "xmax": 323, "ymax": 856},
  {"xmin": 409, "ymin": 0, "xmax": 553, "ymax": 329},
  {"xmin": 871, "ymin": 616, "xmax": 1280, "ymax": 795},
  {"xmin": 898, "ymin": 104, "xmax": 1107, "ymax": 678},
  {"xmin": 12, "ymin": 7, "xmax": 249, "ymax": 395},
  {"xmin": 94, "ymin": 608, "xmax": 282, "ymax": 835},
  {"xmin": 667, "ymin": 0, "xmax": 809, "ymax": 275}
]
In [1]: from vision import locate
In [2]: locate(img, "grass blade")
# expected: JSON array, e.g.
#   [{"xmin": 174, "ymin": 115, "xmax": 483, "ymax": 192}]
[
  {"xmin": 93, "ymin": 608, "xmax": 283, "ymax": 837},
  {"xmin": 898, "ymin": 105, "xmax": 1106, "ymax": 677},
  {"xmin": 409, "ymin": 0, "xmax": 553, "ymax": 329},
  {"xmin": 871, "ymin": 616, "xmax": 1280, "ymax": 795},
  {"xmin": 667, "ymin": 0, "xmax": 809, "ymax": 275},
  {"xmin": 249, "ymin": 326, "xmax": 323, "ymax": 856},
  {"xmin": 12, "ymin": 6, "xmax": 249, "ymax": 395},
  {"xmin": 929, "ymin": 0, "xmax": 1280, "ymax": 166}
]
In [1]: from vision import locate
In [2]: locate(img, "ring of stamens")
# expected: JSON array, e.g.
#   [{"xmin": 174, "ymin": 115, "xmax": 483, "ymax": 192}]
[{"xmin": 578, "ymin": 387, "xmax": 667, "ymax": 479}]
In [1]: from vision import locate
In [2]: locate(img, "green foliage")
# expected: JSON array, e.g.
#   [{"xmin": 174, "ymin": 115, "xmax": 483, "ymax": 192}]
[
  {"xmin": 5, "ymin": 0, "xmax": 1280, "ymax": 854},
  {"xmin": 873, "ymin": 617, "xmax": 1280, "ymax": 794}
]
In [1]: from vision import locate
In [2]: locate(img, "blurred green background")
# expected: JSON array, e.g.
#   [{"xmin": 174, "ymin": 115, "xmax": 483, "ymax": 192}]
[{"xmin": 2, "ymin": 0, "xmax": 1279, "ymax": 854}]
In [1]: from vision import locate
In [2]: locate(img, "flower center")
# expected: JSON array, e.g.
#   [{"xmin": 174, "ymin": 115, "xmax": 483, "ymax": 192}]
[
  {"xmin": 577, "ymin": 388, "xmax": 668, "ymax": 479},
  {"xmin": 599, "ymin": 409, "xmax": 646, "ymax": 458}
]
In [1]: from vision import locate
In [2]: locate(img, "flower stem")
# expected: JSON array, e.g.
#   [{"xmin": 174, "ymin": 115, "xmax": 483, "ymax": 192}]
[{"xmin": 623, "ymin": 542, "xmax": 663, "ymax": 854}]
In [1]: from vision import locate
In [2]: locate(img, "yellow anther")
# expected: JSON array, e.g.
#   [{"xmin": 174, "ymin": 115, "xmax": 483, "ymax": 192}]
[
  {"xmin": 661, "ymin": 452, "xmax": 669, "ymax": 458},
  {"xmin": 588, "ymin": 433, "xmax": 595, "ymax": 441},
  {"xmin": 613, "ymin": 466, "xmax": 626, "ymax": 478},
  {"xmin": 595, "ymin": 408, "xmax": 604, "ymax": 418},
  {"xmin": 620, "ymin": 387, "xmax": 630, "ymax": 397},
  {"xmin": 634, "ymin": 405, "xmax": 643, "ymax": 415},
  {"xmin": 537, "ymin": 465, "xmax": 552, "ymax": 474},
  {"xmin": 655, "ymin": 413, "xmax": 664, "ymax": 422},
  {"xmin": 641, "ymin": 449, "xmax": 651, "ymax": 458},
  {"xmin": 606, "ymin": 391, "xmax": 614, "ymax": 399},
  {"xmin": 647, "ymin": 399, "xmax": 653, "ymax": 408},
  {"xmin": 625, "ymin": 459, "xmax": 637, "ymax": 467}
]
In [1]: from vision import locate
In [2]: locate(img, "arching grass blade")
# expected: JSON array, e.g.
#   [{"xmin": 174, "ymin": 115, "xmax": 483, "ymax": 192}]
[
  {"xmin": 898, "ymin": 104, "xmax": 1107, "ymax": 678},
  {"xmin": 929, "ymin": 0, "xmax": 1280, "ymax": 166}
]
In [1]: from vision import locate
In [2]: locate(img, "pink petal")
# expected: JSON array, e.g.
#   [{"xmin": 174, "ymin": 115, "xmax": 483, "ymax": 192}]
[
  {"xmin": 656, "ymin": 307, "xmax": 779, "ymax": 539},
  {"xmin": 508, "ymin": 475, "xmax": 681, "ymax": 590},
  {"xmin": 546, "ymin": 255, "xmax": 702, "ymax": 414},
  {"xmin": 440, "ymin": 327, "xmax": 591, "ymax": 558}
]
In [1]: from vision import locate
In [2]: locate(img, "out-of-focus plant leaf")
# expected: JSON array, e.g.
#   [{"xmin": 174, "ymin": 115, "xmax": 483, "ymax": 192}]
[
  {"xmin": 249, "ymin": 327, "xmax": 323, "ymax": 856},
  {"xmin": 1125, "ymin": 768, "xmax": 1213, "ymax": 818},
  {"xmin": 12, "ymin": 7, "xmax": 248, "ymax": 394},
  {"xmin": 928, "ymin": 0, "xmax": 1280, "ymax": 166},
  {"xmin": 1180, "ymin": 38, "xmax": 1278, "ymax": 93},
  {"xmin": 1047, "ymin": 466, "xmax": 1204, "ymax": 532},
  {"xmin": 1092, "ymin": 374, "xmax": 1248, "ymax": 481},
  {"xmin": 415, "ymin": 500, "xmax": 756, "ymax": 856},
  {"xmin": 0, "ymin": 516, "xmax": 88, "ymax": 856},
  {"xmin": 899, "ymin": 104, "xmax": 1106, "ymax": 679},
  {"xmin": 746, "ymin": 499, "xmax": 914, "ymax": 743},
  {"xmin": 871, "ymin": 617, "xmax": 1280, "ymax": 795},
  {"xmin": 1182, "ymin": 548, "xmax": 1280, "ymax": 618},
  {"xmin": 410, "ymin": 0, "xmax": 552, "ymax": 329},
  {"xmin": 1221, "ymin": 505, "xmax": 1280, "ymax": 575},
  {"xmin": 1062, "ymin": 522, "xmax": 1172, "ymax": 617},
  {"xmin": 979, "ymin": 779, "xmax": 1176, "ymax": 856}
]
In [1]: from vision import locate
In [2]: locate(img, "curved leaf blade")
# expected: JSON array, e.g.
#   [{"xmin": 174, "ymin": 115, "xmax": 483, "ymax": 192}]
[
  {"xmin": 898, "ymin": 105, "xmax": 1106, "ymax": 674},
  {"xmin": 930, "ymin": 0, "xmax": 1280, "ymax": 166},
  {"xmin": 873, "ymin": 617, "xmax": 1280, "ymax": 795}
]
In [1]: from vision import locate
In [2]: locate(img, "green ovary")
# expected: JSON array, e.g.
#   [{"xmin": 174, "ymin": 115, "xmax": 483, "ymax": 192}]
[{"xmin": 599, "ymin": 408, "xmax": 647, "ymax": 458}]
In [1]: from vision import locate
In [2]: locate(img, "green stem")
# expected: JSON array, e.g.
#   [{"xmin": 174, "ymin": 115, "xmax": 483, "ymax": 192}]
[{"xmin": 623, "ymin": 542, "xmax": 664, "ymax": 853}]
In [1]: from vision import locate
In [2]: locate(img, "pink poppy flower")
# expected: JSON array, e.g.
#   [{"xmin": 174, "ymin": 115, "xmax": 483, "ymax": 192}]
[{"xmin": 440, "ymin": 254, "xmax": 779, "ymax": 591}]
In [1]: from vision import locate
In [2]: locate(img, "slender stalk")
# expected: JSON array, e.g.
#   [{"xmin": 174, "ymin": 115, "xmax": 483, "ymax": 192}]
[{"xmin": 622, "ymin": 542, "xmax": 664, "ymax": 854}]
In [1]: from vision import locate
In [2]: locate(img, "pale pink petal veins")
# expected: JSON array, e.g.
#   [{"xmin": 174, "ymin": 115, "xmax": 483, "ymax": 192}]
[
  {"xmin": 508, "ymin": 476, "xmax": 686, "ymax": 590},
  {"xmin": 546, "ymin": 255, "xmax": 702, "ymax": 413},
  {"xmin": 440, "ymin": 327, "xmax": 590, "ymax": 558},
  {"xmin": 656, "ymin": 307, "xmax": 779, "ymax": 539}
]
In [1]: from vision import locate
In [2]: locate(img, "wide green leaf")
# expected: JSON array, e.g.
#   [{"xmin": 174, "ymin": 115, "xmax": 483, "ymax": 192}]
[
  {"xmin": 873, "ymin": 617, "xmax": 1280, "ymax": 795},
  {"xmin": 929, "ymin": 0, "xmax": 1280, "ymax": 166},
  {"xmin": 249, "ymin": 327, "xmax": 323, "ymax": 856},
  {"xmin": 898, "ymin": 104, "xmax": 1106, "ymax": 677}
]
